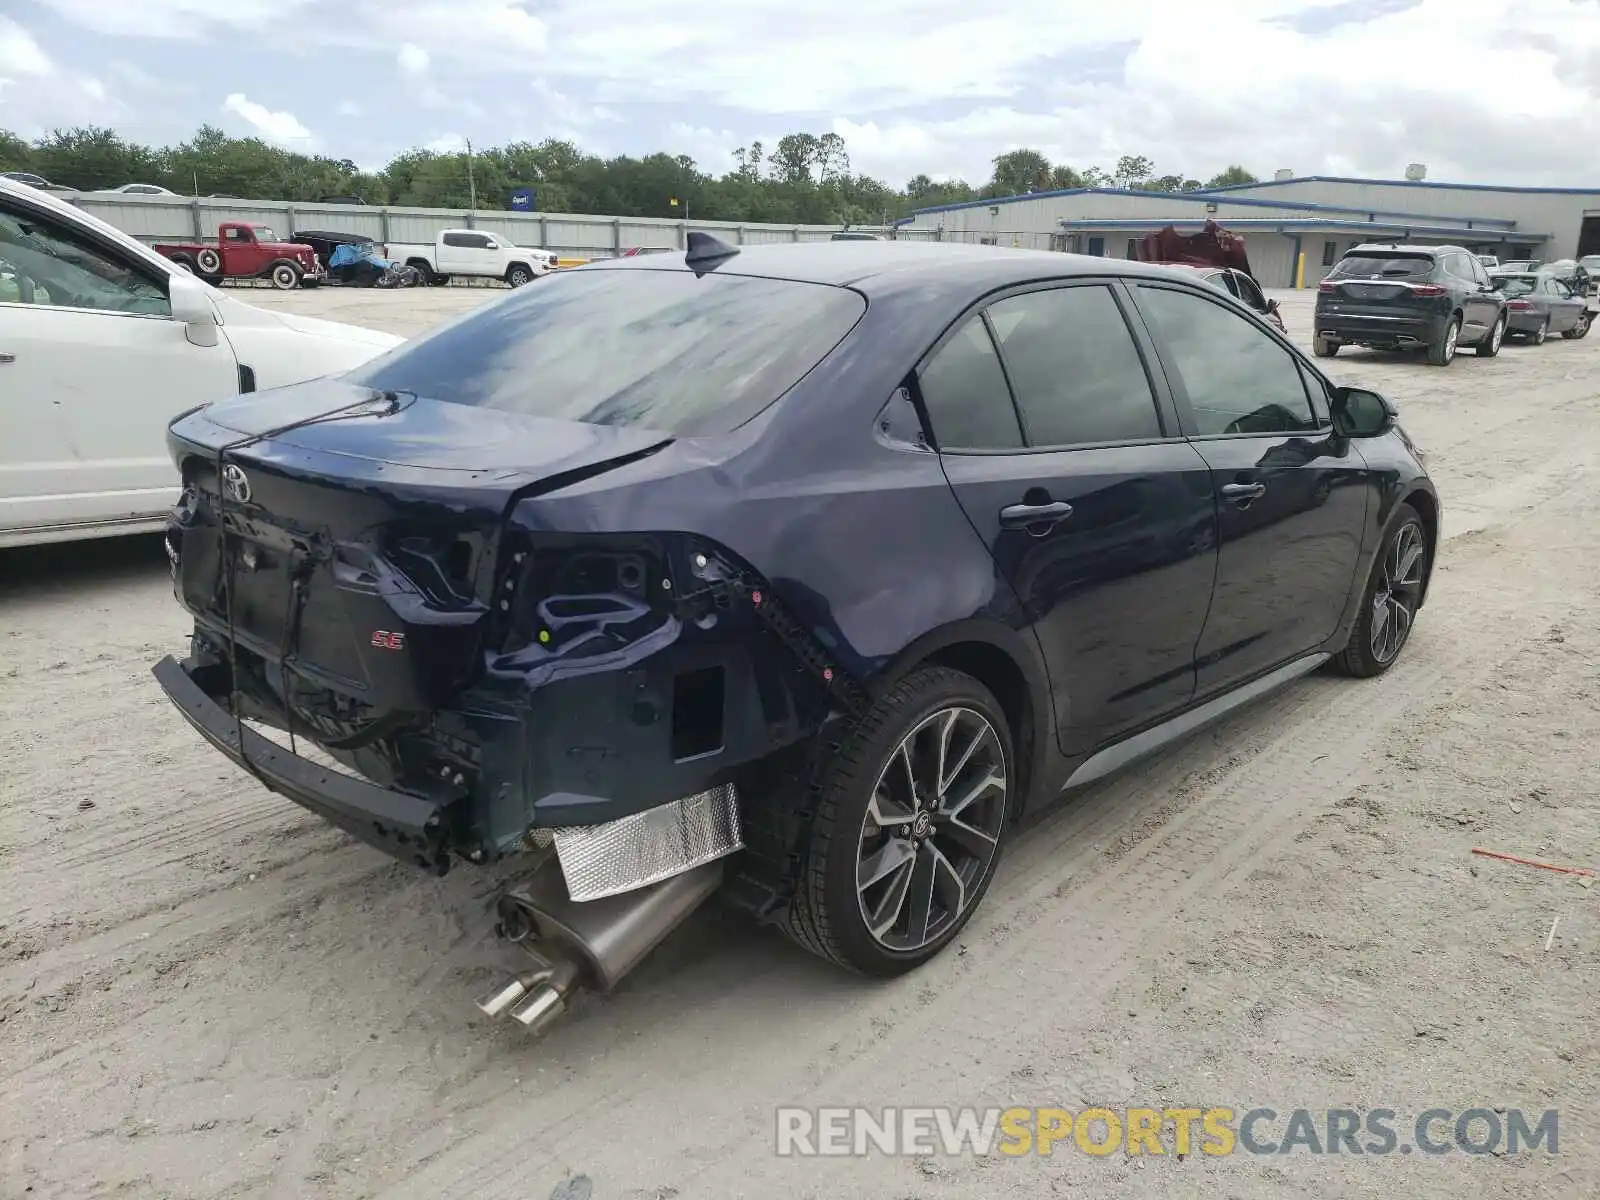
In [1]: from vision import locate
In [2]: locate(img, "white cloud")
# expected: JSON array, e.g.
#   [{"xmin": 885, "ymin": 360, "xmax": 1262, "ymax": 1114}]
[
  {"xmin": 222, "ymin": 93, "xmax": 313, "ymax": 145},
  {"xmin": 337, "ymin": 99, "xmax": 363, "ymax": 116},
  {"xmin": 32, "ymin": 0, "xmax": 315, "ymax": 39},
  {"xmin": 16, "ymin": 0, "xmax": 1600, "ymax": 189},
  {"xmin": 424, "ymin": 132, "xmax": 467, "ymax": 153},
  {"xmin": 397, "ymin": 42, "xmax": 430, "ymax": 75},
  {"xmin": 0, "ymin": 16, "xmax": 53, "ymax": 75}
]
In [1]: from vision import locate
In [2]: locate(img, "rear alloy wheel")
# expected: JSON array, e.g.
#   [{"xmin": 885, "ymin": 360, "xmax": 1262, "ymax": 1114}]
[
  {"xmin": 1476, "ymin": 312, "xmax": 1506, "ymax": 357},
  {"xmin": 1313, "ymin": 335, "xmax": 1339, "ymax": 358},
  {"xmin": 1563, "ymin": 312, "xmax": 1591, "ymax": 340},
  {"xmin": 1333, "ymin": 503, "xmax": 1429, "ymax": 678},
  {"xmin": 1426, "ymin": 317, "xmax": 1460, "ymax": 366},
  {"xmin": 1532, "ymin": 317, "xmax": 1549, "ymax": 345},
  {"xmin": 270, "ymin": 263, "xmax": 301, "ymax": 290},
  {"xmin": 784, "ymin": 667, "xmax": 1012, "ymax": 976}
]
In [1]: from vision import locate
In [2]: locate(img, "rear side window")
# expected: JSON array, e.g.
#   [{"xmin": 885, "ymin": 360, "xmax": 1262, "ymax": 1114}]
[
  {"xmin": 347, "ymin": 267, "xmax": 866, "ymax": 436},
  {"xmin": 1136, "ymin": 285, "xmax": 1317, "ymax": 436},
  {"xmin": 917, "ymin": 316, "xmax": 1023, "ymax": 451},
  {"xmin": 986, "ymin": 285, "xmax": 1163, "ymax": 446},
  {"xmin": 1328, "ymin": 253, "xmax": 1434, "ymax": 281}
]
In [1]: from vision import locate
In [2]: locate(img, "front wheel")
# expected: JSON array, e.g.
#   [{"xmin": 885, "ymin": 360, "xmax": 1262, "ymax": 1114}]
[
  {"xmin": 784, "ymin": 667, "xmax": 1013, "ymax": 976},
  {"xmin": 1333, "ymin": 503, "xmax": 1429, "ymax": 678},
  {"xmin": 270, "ymin": 262, "xmax": 301, "ymax": 290},
  {"xmin": 1475, "ymin": 313, "xmax": 1506, "ymax": 357},
  {"xmin": 1563, "ymin": 312, "xmax": 1591, "ymax": 340},
  {"xmin": 506, "ymin": 263, "xmax": 534, "ymax": 287},
  {"xmin": 1426, "ymin": 317, "xmax": 1460, "ymax": 366}
]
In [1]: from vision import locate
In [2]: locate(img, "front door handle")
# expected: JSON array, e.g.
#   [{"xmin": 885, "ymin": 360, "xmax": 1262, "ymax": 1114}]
[
  {"xmin": 0, "ymin": 352, "xmax": 14, "ymax": 364},
  {"xmin": 999, "ymin": 500, "xmax": 1074, "ymax": 531},
  {"xmin": 1220, "ymin": 481, "xmax": 1267, "ymax": 504}
]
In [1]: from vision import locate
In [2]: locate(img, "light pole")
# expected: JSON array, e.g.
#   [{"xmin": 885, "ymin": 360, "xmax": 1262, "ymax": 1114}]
[{"xmin": 466, "ymin": 136, "xmax": 477, "ymax": 212}]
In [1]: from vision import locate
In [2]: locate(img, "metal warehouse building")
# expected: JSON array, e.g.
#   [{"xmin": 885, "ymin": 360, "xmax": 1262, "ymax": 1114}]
[{"xmin": 895, "ymin": 176, "xmax": 1600, "ymax": 288}]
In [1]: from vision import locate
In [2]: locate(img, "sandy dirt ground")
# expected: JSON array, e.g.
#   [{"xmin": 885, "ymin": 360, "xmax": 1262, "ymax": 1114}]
[{"xmin": 3, "ymin": 286, "xmax": 1599, "ymax": 1199}]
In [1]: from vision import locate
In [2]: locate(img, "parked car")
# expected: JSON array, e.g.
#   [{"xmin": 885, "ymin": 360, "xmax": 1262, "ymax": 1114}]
[
  {"xmin": 1580, "ymin": 254, "xmax": 1600, "ymax": 286},
  {"xmin": 1498, "ymin": 259, "xmax": 1541, "ymax": 273},
  {"xmin": 831, "ymin": 231, "xmax": 886, "ymax": 241},
  {"xmin": 1146, "ymin": 262, "xmax": 1286, "ymax": 332},
  {"xmin": 2, "ymin": 170, "xmax": 56, "ymax": 189},
  {"xmin": 154, "ymin": 222, "xmax": 325, "ymax": 289},
  {"xmin": 291, "ymin": 230, "xmax": 411, "ymax": 287},
  {"xmin": 0, "ymin": 176, "xmax": 400, "ymax": 549},
  {"xmin": 1475, "ymin": 254, "xmax": 1499, "ymax": 269},
  {"xmin": 1538, "ymin": 259, "xmax": 1594, "ymax": 302},
  {"xmin": 382, "ymin": 229, "xmax": 555, "ymax": 287},
  {"xmin": 319, "ymin": 195, "xmax": 367, "ymax": 205},
  {"xmin": 1314, "ymin": 242, "xmax": 1507, "ymax": 365},
  {"xmin": 106, "ymin": 183, "xmax": 178, "ymax": 195},
  {"xmin": 152, "ymin": 236, "xmax": 1438, "ymax": 1033},
  {"xmin": 617, "ymin": 246, "xmax": 675, "ymax": 257},
  {"xmin": 1489, "ymin": 271, "xmax": 1592, "ymax": 342}
]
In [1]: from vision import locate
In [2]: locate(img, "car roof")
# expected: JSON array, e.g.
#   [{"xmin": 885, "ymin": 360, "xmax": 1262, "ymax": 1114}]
[
  {"xmin": 1343, "ymin": 243, "xmax": 1453, "ymax": 256},
  {"xmin": 582, "ymin": 239, "xmax": 1214, "ymax": 298}
]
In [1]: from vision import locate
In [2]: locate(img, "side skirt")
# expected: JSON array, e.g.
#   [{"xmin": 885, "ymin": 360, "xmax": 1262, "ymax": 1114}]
[{"xmin": 1061, "ymin": 652, "xmax": 1331, "ymax": 792}]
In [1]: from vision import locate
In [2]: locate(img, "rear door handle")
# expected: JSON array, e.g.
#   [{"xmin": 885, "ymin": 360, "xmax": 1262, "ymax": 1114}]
[
  {"xmin": 999, "ymin": 500, "xmax": 1074, "ymax": 531},
  {"xmin": 0, "ymin": 352, "xmax": 14, "ymax": 364},
  {"xmin": 1220, "ymin": 482, "xmax": 1267, "ymax": 504}
]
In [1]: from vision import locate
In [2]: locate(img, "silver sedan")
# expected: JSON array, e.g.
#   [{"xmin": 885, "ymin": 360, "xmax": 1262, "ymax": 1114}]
[{"xmin": 1490, "ymin": 272, "xmax": 1592, "ymax": 344}]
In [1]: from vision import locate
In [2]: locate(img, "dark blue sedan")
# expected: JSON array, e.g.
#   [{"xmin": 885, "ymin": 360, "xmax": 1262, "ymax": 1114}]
[{"xmin": 153, "ymin": 238, "xmax": 1439, "ymax": 1029}]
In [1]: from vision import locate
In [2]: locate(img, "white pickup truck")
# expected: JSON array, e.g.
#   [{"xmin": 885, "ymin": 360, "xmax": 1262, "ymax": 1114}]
[{"xmin": 382, "ymin": 229, "xmax": 556, "ymax": 287}]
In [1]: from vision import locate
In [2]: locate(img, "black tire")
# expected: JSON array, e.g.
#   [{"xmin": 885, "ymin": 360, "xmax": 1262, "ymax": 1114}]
[
  {"xmin": 269, "ymin": 262, "xmax": 300, "ymax": 290},
  {"xmin": 1475, "ymin": 312, "xmax": 1506, "ymax": 357},
  {"xmin": 1426, "ymin": 317, "xmax": 1460, "ymax": 366},
  {"xmin": 1532, "ymin": 317, "xmax": 1549, "ymax": 345},
  {"xmin": 1332, "ymin": 503, "xmax": 1429, "ymax": 678},
  {"xmin": 505, "ymin": 263, "xmax": 534, "ymax": 287},
  {"xmin": 783, "ymin": 666, "xmax": 1014, "ymax": 976},
  {"xmin": 1313, "ymin": 335, "xmax": 1339, "ymax": 358},
  {"xmin": 1562, "ymin": 312, "xmax": 1591, "ymax": 340}
]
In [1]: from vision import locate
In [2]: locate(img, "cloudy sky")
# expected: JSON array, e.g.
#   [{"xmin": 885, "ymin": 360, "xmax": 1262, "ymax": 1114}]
[{"xmin": 2, "ymin": 0, "xmax": 1599, "ymax": 189}]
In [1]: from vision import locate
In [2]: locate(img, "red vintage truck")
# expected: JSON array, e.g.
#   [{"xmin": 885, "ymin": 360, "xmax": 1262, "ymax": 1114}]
[{"xmin": 153, "ymin": 221, "xmax": 324, "ymax": 289}]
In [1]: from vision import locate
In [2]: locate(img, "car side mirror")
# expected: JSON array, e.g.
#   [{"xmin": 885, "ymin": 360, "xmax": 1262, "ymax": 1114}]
[
  {"xmin": 169, "ymin": 270, "xmax": 220, "ymax": 348},
  {"xmin": 1330, "ymin": 386, "xmax": 1397, "ymax": 438},
  {"xmin": 1265, "ymin": 298, "xmax": 1280, "ymax": 312}
]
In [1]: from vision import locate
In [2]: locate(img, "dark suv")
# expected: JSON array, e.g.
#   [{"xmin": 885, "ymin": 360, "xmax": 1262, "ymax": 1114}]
[{"xmin": 1315, "ymin": 243, "xmax": 1507, "ymax": 365}]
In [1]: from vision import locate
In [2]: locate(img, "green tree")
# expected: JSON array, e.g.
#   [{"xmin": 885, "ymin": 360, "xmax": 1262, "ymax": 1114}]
[
  {"xmin": 1205, "ymin": 164, "xmax": 1259, "ymax": 188},
  {"xmin": 985, "ymin": 148, "xmax": 1052, "ymax": 197}
]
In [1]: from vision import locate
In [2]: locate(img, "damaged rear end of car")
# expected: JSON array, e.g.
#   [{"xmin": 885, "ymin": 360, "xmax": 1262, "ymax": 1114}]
[{"xmin": 154, "ymin": 255, "xmax": 877, "ymax": 1031}]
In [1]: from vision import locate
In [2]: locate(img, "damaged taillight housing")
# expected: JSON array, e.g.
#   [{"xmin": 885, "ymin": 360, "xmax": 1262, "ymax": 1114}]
[{"xmin": 488, "ymin": 532, "xmax": 746, "ymax": 665}]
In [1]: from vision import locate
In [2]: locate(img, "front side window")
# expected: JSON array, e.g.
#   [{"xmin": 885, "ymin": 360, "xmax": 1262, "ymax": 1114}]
[
  {"xmin": 0, "ymin": 201, "xmax": 170, "ymax": 315},
  {"xmin": 1233, "ymin": 273, "xmax": 1266, "ymax": 310},
  {"xmin": 348, "ymin": 266, "xmax": 865, "ymax": 437},
  {"xmin": 917, "ymin": 316, "xmax": 1023, "ymax": 451},
  {"xmin": 985, "ymin": 285, "xmax": 1163, "ymax": 446},
  {"xmin": 1135, "ymin": 285, "xmax": 1316, "ymax": 437}
]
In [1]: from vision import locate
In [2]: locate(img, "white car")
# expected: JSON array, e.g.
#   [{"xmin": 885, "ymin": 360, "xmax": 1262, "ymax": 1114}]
[
  {"xmin": 383, "ymin": 229, "xmax": 556, "ymax": 287},
  {"xmin": 0, "ymin": 177, "xmax": 403, "ymax": 549},
  {"xmin": 105, "ymin": 183, "xmax": 180, "ymax": 196}
]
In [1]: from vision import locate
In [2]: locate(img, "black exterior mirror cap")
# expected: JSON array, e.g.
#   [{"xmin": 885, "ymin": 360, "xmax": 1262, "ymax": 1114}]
[{"xmin": 1330, "ymin": 386, "xmax": 1397, "ymax": 437}]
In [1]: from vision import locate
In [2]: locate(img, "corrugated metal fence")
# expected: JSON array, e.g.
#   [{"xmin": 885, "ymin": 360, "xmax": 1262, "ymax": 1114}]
[{"xmin": 59, "ymin": 191, "xmax": 942, "ymax": 258}]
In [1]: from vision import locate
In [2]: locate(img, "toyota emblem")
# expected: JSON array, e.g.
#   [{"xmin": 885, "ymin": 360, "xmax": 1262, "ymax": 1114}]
[{"xmin": 221, "ymin": 464, "xmax": 252, "ymax": 504}]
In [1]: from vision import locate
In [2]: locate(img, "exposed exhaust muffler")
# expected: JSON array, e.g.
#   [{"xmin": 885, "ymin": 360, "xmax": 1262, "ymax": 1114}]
[{"xmin": 476, "ymin": 857, "xmax": 724, "ymax": 1035}]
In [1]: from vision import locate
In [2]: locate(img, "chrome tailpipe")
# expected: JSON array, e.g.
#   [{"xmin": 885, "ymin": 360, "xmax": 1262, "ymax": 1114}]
[{"xmin": 475, "ymin": 857, "xmax": 724, "ymax": 1034}]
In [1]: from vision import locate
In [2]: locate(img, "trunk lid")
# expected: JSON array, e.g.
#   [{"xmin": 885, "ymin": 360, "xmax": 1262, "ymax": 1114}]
[{"xmin": 167, "ymin": 378, "xmax": 673, "ymax": 711}]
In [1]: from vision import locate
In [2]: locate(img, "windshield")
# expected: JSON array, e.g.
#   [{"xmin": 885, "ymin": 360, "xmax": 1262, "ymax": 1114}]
[
  {"xmin": 1327, "ymin": 253, "xmax": 1434, "ymax": 280},
  {"xmin": 1491, "ymin": 275, "xmax": 1537, "ymax": 297},
  {"xmin": 253, "ymin": 226, "xmax": 277, "ymax": 241},
  {"xmin": 347, "ymin": 266, "xmax": 866, "ymax": 436}
]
